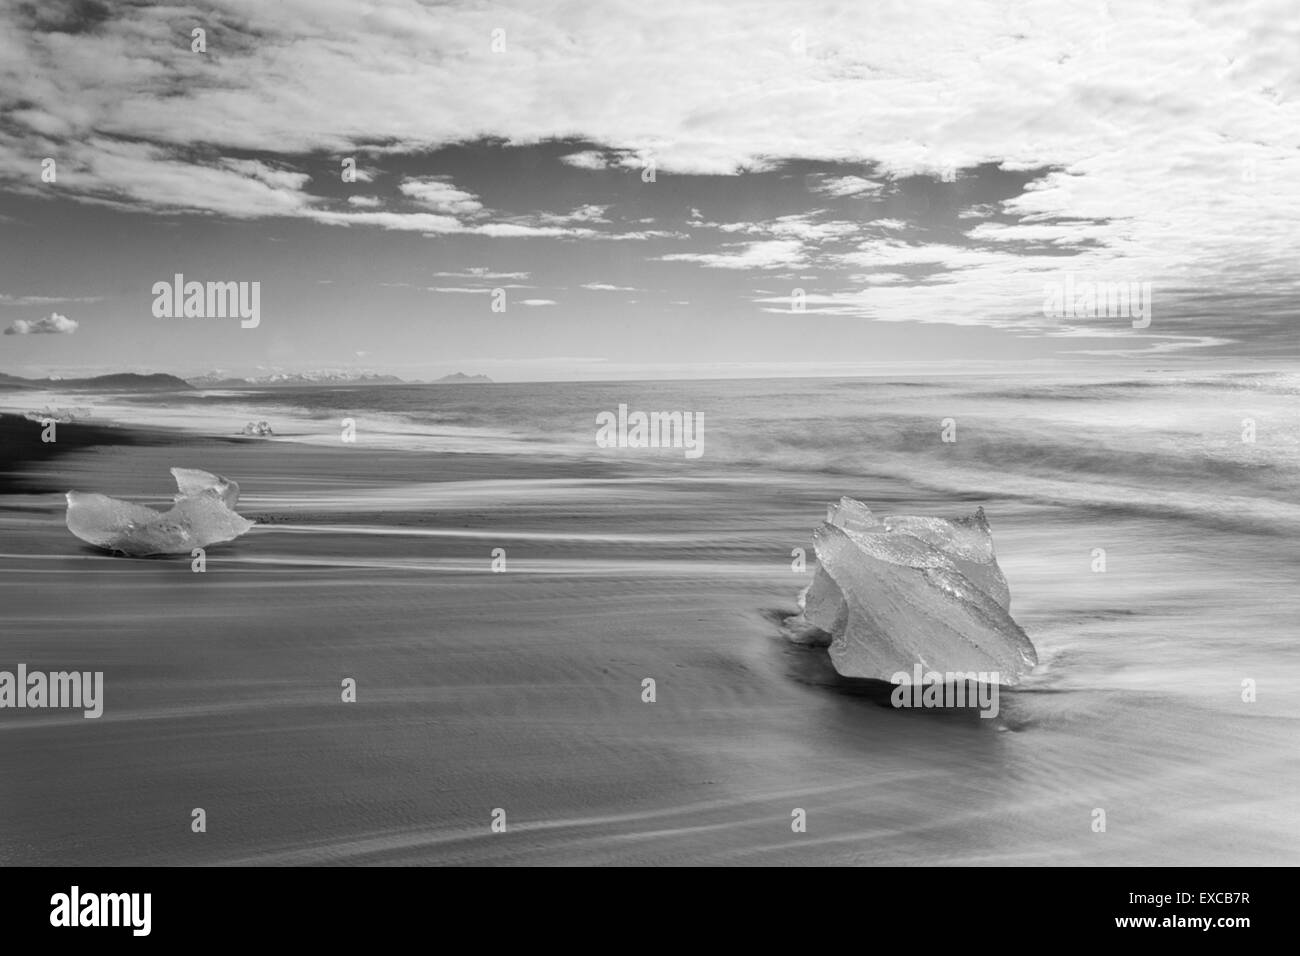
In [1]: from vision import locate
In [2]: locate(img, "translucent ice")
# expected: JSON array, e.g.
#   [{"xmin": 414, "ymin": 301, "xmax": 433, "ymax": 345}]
[
  {"xmin": 168, "ymin": 467, "xmax": 241, "ymax": 507},
  {"xmin": 66, "ymin": 467, "xmax": 253, "ymax": 556},
  {"xmin": 784, "ymin": 498, "xmax": 1036, "ymax": 683}
]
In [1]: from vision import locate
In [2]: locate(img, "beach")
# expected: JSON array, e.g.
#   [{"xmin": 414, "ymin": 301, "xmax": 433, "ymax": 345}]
[{"xmin": 1, "ymin": 374, "xmax": 1297, "ymax": 865}]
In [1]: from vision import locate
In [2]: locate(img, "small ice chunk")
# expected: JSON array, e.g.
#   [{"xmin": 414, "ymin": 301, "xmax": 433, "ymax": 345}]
[
  {"xmin": 783, "ymin": 498, "xmax": 1036, "ymax": 683},
  {"xmin": 170, "ymin": 467, "xmax": 241, "ymax": 508},
  {"xmin": 66, "ymin": 468, "xmax": 253, "ymax": 556}
]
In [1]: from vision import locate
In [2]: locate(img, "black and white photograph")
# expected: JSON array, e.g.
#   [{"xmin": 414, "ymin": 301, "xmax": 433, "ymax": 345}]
[{"xmin": 0, "ymin": 0, "xmax": 1293, "ymax": 919}]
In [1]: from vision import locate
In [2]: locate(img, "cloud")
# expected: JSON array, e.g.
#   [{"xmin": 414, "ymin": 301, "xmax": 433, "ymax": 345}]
[
  {"xmin": 398, "ymin": 177, "xmax": 484, "ymax": 216},
  {"xmin": 531, "ymin": 204, "xmax": 610, "ymax": 225},
  {"xmin": 559, "ymin": 151, "xmax": 610, "ymax": 169},
  {"xmin": 5, "ymin": 312, "xmax": 78, "ymax": 334},
  {"xmin": 0, "ymin": 293, "xmax": 101, "ymax": 305},
  {"xmin": 310, "ymin": 209, "xmax": 463, "ymax": 233},
  {"xmin": 814, "ymin": 175, "xmax": 884, "ymax": 197},
  {"xmin": 711, "ymin": 214, "xmax": 861, "ymax": 242},
  {"xmin": 518, "ymin": 298, "xmax": 557, "ymax": 306},
  {"xmin": 219, "ymin": 159, "xmax": 311, "ymax": 192},
  {"xmin": 660, "ymin": 239, "xmax": 807, "ymax": 270},
  {"xmin": 346, "ymin": 195, "xmax": 383, "ymax": 208},
  {"xmin": 434, "ymin": 269, "xmax": 531, "ymax": 280},
  {"xmin": 2, "ymin": 0, "xmax": 1298, "ymax": 352},
  {"xmin": 580, "ymin": 282, "xmax": 641, "ymax": 291}
]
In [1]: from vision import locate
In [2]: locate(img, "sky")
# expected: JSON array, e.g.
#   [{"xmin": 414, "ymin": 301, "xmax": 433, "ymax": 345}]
[{"xmin": 0, "ymin": 0, "xmax": 1296, "ymax": 381}]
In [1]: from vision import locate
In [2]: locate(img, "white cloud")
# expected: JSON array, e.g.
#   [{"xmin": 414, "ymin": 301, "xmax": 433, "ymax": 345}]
[
  {"xmin": 559, "ymin": 151, "xmax": 610, "ymax": 169},
  {"xmin": 47, "ymin": 138, "xmax": 315, "ymax": 219},
  {"xmin": 660, "ymin": 239, "xmax": 807, "ymax": 270},
  {"xmin": 311, "ymin": 209, "xmax": 464, "ymax": 233},
  {"xmin": 5, "ymin": 312, "xmax": 78, "ymax": 334},
  {"xmin": 814, "ymin": 175, "xmax": 883, "ymax": 197},
  {"xmin": 519, "ymin": 298, "xmax": 557, "ymax": 306},
  {"xmin": 959, "ymin": 203, "xmax": 1000, "ymax": 220},
  {"xmin": 2, "ymin": 0, "xmax": 1298, "ymax": 347},
  {"xmin": 524, "ymin": 204, "xmax": 611, "ymax": 226},
  {"xmin": 470, "ymin": 222, "xmax": 592, "ymax": 238},
  {"xmin": 398, "ymin": 177, "xmax": 484, "ymax": 216},
  {"xmin": 0, "ymin": 293, "xmax": 101, "ymax": 305},
  {"xmin": 219, "ymin": 159, "xmax": 311, "ymax": 192},
  {"xmin": 434, "ymin": 269, "xmax": 531, "ymax": 280},
  {"xmin": 712, "ymin": 214, "xmax": 861, "ymax": 242},
  {"xmin": 581, "ymin": 282, "xmax": 641, "ymax": 291}
]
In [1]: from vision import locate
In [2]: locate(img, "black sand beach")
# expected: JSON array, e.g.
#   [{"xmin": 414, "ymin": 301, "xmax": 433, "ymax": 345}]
[{"xmin": 3, "ymin": 397, "xmax": 1296, "ymax": 866}]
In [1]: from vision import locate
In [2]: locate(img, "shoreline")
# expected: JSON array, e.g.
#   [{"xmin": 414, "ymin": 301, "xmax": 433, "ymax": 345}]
[{"xmin": 2, "ymin": 397, "xmax": 1297, "ymax": 865}]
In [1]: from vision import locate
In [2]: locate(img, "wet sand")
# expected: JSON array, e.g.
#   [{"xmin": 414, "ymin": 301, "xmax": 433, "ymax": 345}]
[{"xmin": 1, "ymin": 415, "xmax": 1296, "ymax": 865}]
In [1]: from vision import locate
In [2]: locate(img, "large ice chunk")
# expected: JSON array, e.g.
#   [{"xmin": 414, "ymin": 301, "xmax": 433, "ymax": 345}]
[
  {"xmin": 66, "ymin": 468, "xmax": 253, "ymax": 556},
  {"xmin": 784, "ymin": 498, "xmax": 1036, "ymax": 684}
]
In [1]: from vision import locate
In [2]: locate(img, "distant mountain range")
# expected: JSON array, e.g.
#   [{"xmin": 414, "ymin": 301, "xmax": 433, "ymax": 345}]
[
  {"xmin": 188, "ymin": 371, "xmax": 407, "ymax": 387},
  {"xmin": 0, "ymin": 372, "xmax": 193, "ymax": 391},
  {"xmin": 188, "ymin": 370, "xmax": 493, "ymax": 386},
  {"xmin": 0, "ymin": 370, "xmax": 494, "ymax": 389}
]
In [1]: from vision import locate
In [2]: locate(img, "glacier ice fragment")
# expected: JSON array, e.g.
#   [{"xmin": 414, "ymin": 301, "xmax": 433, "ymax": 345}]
[
  {"xmin": 168, "ymin": 467, "xmax": 241, "ymax": 507},
  {"xmin": 784, "ymin": 498, "xmax": 1036, "ymax": 683},
  {"xmin": 66, "ymin": 468, "xmax": 253, "ymax": 556}
]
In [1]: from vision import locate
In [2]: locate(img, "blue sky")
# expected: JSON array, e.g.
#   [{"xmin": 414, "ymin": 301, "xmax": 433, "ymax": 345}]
[{"xmin": 0, "ymin": 0, "xmax": 1296, "ymax": 380}]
